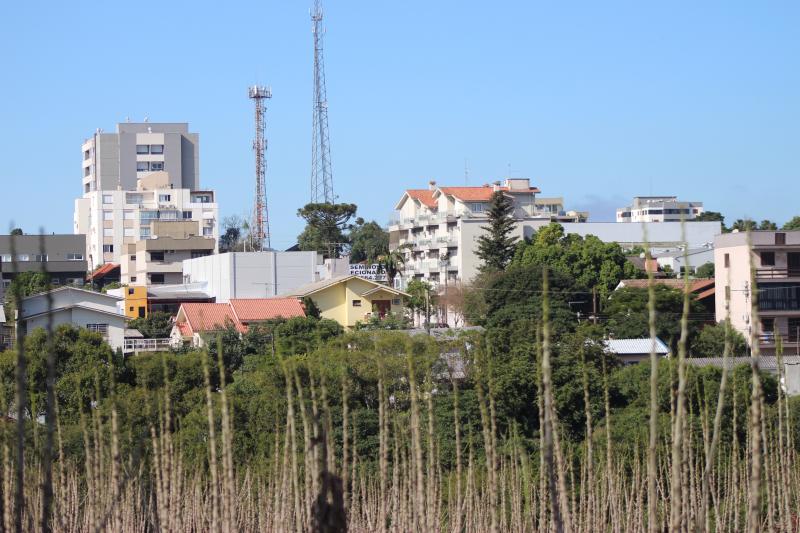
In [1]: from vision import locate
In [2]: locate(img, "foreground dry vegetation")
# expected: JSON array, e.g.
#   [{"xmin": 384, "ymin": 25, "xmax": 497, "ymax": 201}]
[{"xmin": 1, "ymin": 239, "xmax": 799, "ymax": 532}]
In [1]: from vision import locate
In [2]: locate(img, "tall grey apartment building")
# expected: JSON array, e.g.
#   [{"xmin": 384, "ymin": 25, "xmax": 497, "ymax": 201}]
[{"xmin": 81, "ymin": 122, "xmax": 199, "ymax": 194}]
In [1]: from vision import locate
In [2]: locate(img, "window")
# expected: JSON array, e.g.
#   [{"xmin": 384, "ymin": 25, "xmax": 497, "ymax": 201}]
[
  {"xmin": 203, "ymin": 227, "xmax": 213, "ymax": 236},
  {"xmin": 84, "ymin": 166, "xmax": 91, "ymax": 177},
  {"xmin": 0, "ymin": 254, "xmax": 11, "ymax": 263},
  {"xmin": 137, "ymin": 161, "xmax": 149, "ymax": 172},
  {"xmin": 126, "ymin": 193, "xmax": 143, "ymax": 205},
  {"xmin": 66, "ymin": 253, "xmax": 83, "ymax": 261},
  {"xmin": 392, "ymin": 298, "xmax": 401, "ymax": 306},
  {"xmin": 34, "ymin": 254, "xmax": 47, "ymax": 262},
  {"xmin": 138, "ymin": 307, "xmax": 146, "ymax": 318},
  {"xmin": 150, "ymin": 144, "xmax": 164, "ymax": 154},
  {"xmin": 191, "ymin": 250, "xmax": 210, "ymax": 259},
  {"xmin": 140, "ymin": 228, "xmax": 151, "ymax": 238},
  {"xmin": 776, "ymin": 233, "xmax": 786, "ymax": 245},
  {"xmin": 103, "ymin": 228, "xmax": 113, "ymax": 237},
  {"xmin": 131, "ymin": 276, "xmax": 137, "ymax": 283},
  {"xmin": 150, "ymin": 251, "xmax": 165, "ymax": 261},
  {"xmin": 128, "ymin": 288, "xmax": 135, "ymax": 295},
  {"xmin": 761, "ymin": 318, "xmax": 775, "ymax": 336},
  {"xmin": 182, "ymin": 211, "xmax": 193, "ymax": 219},
  {"xmin": 150, "ymin": 161, "xmax": 164, "ymax": 171},
  {"xmin": 759, "ymin": 283, "xmax": 800, "ymax": 311},
  {"xmin": 129, "ymin": 306, "xmax": 134, "ymax": 312},
  {"xmin": 123, "ymin": 210, "xmax": 135, "ymax": 220},
  {"xmin": 150, "ymin": 273, "xmax": 165, "ymax": 284},
  {"xmin": 16, "ymin": 254, "xmax": 29, "ymax": 262},
  {"xmin": 159, "ymin": 194, "xmax": 171, "ymax": 202},
  {"xmin": 51, "ymin": 278, "xmax": 60, "ymax": 286},
  {"xmin": 761, "ymin": 252, "xmax": 775, "ymax": 266},
  {"xmin": 352, "ymin": 300, "xmax": 362, "ymax": 307},
  {"xmin": 136, "ymin": 145, "xmax": 149, "ymax": 154},
  {"xmin": 789, "ymin": 318, "xmax": 800, "ymax": 342},
  {"xmin": 724, "ymin": 253, "xmax": 730, "ymax": 268},
  {"xmin": 725, "ymin": 286, "xmax": 731, "ymax": 300},
  {"xmin": 84, "ymin": 149, "xmax": 91, "ymax": 160},
  {"xmin": 124, "ymin": 228, "xmax": 135, "ymax": 237},
  {"xmin": 86, "ymin": 324, "xmax": 109, "ymax": 335},
  {"xmin": 468, "ymin": 202, "xmax": 486, "ymax": 212},
  {"xmin": 103, "ymin": 210, "xmax": 113, "ymax": 221},
  {"xmin": 103, "ymin": 194, "xmax": 113, "ymax": 204},
  {"xmin": 193, "ymin": 194, "xmax": 212, "ymax": 203},
  {"xmin": 103, "ymin": 244, "xmax": 114, "ymax": 253}
]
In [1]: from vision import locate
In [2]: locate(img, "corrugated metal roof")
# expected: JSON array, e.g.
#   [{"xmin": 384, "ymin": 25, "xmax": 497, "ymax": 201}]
[
  {"xmin": 230, "ymin": 298, "xmax": 305, "ymax": 322},
  {"xmin": 604, "ymin": 338, "xmax": 670, "ymax": 355}
]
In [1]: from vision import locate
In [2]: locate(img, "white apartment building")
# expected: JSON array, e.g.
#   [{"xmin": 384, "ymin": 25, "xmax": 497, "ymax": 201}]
[
  {"xmin": 75, "ymin": 173, "xmax": 218, "ymax": 269},
  {"xmin": 616, "ymin": 196, "xmax": 705, "ymax": 223},
  {"xmin": 389, "ymin": 179, "xmax": 587, "ymax": 288},
  {"xmin": 74, "ymin": 122, "xmax": 218, "ymax": 270},
  {"xmin": 390, "ymin": 179, "xmax": 722, "ymax": 289},
  {"xmin": 715, "ymin": 230, "xmax": 800, "ymax": 356}
]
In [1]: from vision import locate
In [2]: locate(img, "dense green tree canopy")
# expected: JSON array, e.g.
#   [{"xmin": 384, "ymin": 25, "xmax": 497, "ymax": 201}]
[
  {"xmin": 783, "ymin": 216, "xmax": 800, "ymax": 230},
  {"xmin": 512, "ymin": 223, "xmax": 640, "ymax": 300},
  {"xmin": 691, "ymin": 321, "xmax": 748, "ymax": 358},
  {"xmin": 695, "ymin": 262, "xmax": 715, "ymax": 278},
  {"xmin": 348, "ymin": 218, "xmax": 389, "ymax": 264},
  {"xmin": 128, "ymin": 311, "xmax": 173, "ymax": 338},
  {"xmin": 604, "ymin": 285, "xmax": 705, "ymax": 351}
]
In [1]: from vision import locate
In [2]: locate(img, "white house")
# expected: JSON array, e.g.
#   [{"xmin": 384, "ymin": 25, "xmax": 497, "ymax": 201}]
[{"xmin": 18, "ymin": 287, "xmax": 128, "ymax": 351}]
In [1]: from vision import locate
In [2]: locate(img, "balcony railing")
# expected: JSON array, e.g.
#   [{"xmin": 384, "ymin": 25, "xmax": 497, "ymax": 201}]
[
  {"xmin": 757, "ymin": 268, "xmax": 800, "ymax": 279},
  {"xmin": 124, "ymin": 338, "xmax": 172, "ymax": 353},
  {"xmin": 758, "ymin": 333, "xmax": 800, "ymax": 345}
]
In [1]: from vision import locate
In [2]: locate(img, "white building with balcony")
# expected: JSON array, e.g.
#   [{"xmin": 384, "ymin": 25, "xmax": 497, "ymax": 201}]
[
  {"xmin": 389, "ymin": 178, "xmax": 588, "ymax": 289},
  {"xmin": 715, "ymin": 230, "xmax": 800, "ymax": 356},
  {"xmin": 616, "ymin": 196, "xmax": 705, "ymax": 223},
  {"xmin": 75, "ymin": 172, "xmax": 218, "ymax": 271}
]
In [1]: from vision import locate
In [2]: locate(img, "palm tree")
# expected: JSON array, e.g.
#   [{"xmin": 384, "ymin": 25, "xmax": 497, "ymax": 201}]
[{"xmin": 379, "ymin": 245, "xmax": 410, "ymax": 288}]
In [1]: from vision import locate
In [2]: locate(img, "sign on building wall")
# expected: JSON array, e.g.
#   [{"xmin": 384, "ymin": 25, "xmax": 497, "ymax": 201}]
[{"xmin": 349, "ymin": 263, "xmax": 387, "ymax": 282}]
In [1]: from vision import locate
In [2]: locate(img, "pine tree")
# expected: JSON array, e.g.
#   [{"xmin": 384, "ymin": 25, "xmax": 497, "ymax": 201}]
[{"xmin": 476, "ymin": 191, "xmax": 518, "ymax": 272}]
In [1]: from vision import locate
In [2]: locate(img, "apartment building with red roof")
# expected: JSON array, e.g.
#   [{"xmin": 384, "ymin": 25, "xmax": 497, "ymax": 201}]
[{"xmin": 389, "ymin": 178, "xmax": 588, "ymax": 290}]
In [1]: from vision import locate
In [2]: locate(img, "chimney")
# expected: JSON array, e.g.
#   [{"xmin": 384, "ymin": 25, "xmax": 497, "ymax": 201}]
[
  {"xmin": 428, "ymin": 180, "xmax": 437, "ymax": 191},
  {"xmin": 492, "ymin": 180, "xmax": 501, "ymax": 191}
]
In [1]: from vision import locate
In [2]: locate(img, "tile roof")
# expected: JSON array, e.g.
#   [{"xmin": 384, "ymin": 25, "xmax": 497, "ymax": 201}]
[
  {"xmin": 604, "ymin": 338, "xmax": 670, "ymax": 355},
  {"xmin": 230, "ymin": 298, "xmax": 306, "ymax": 322},
  {"xmin": 282, "ymin": 275, "xmax": 410, "ymax": 298},
  {"xmin": 405, "ymin": 189, "xmax": 438, "ymax": 209},
  {"xmin": 618, "ymin": 278, "xmax": 714, "ymax": 293},
  {"xmin": 179, "ymin": 303, "xmax": 244, "ymax": 334},
  {"xmin": 437, "ymin": 185, "xmax": 540, "ymax": 202},
  {"xmin": 86, "ymin": 263, "xmax": 120, "ymax": 281}
]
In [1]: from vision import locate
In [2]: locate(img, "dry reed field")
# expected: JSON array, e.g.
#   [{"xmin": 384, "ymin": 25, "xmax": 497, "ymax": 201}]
[{"xmin": 1, "ymin": 234, "xmax": 799, "ymax": 533}]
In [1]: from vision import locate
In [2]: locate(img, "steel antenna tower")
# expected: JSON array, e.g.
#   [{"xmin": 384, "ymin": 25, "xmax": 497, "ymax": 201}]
[
  {"xmin": 310, "ymin": 0, "xmax": 334, "ymax": 204},
  {"xmin": 249, "ymin": 85, "xmax": 272, "ymax": 250}
]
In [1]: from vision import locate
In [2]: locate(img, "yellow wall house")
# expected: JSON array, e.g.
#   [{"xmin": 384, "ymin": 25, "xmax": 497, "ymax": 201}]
[
  {"xmin": 123, "ymin": 286, "xmax": 148, "ymax": 319},
  {"xmin": 282, "ymin": 275, "xmax": 409, "ymax": 329}
]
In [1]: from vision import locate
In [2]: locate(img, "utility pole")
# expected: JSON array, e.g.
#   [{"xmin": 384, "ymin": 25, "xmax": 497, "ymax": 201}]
[
  {"xmin": 249, "ymin": 85, "xmax": 272, "ymax": 251},
  {"xmin": 592, "ymin": 287, "xmax": 598, "ymax": 325},
  {"xmin": 310, "ymin": 0, "xmax": 334, "ymax": 204}
]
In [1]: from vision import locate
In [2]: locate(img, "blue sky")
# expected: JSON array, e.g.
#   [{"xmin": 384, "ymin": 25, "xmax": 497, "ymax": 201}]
[{"xmin": 1, "ymin": 1, "xmax": 798, "ymax": 248}]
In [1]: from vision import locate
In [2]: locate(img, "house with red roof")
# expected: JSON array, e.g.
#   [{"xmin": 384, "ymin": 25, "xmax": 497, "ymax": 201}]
[{"xmin": 170, "ymin": 297, "xmax": 306, "ymax": 347}]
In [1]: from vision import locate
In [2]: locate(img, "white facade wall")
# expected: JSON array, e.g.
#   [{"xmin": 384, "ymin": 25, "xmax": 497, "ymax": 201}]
[
  {"xmin": 74, "ymin": 186, "xmax": 218, "ymax": 269},
  {"xmin": 182, "ymin": 251, "xmax": 321, "ymax": 302},
  {"xmin": 20, "ymin": 288, "xmax": 126, "ymax": 351}
]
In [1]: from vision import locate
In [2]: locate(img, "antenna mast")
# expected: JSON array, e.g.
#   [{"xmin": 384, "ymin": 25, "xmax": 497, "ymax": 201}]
[
  {"xmin": 249, "ymin": 85, "xmax": 272, "ymax": 250},
  {"xmin": 310, "ymin": 0, "xmax": 334, "ymax": 204}
]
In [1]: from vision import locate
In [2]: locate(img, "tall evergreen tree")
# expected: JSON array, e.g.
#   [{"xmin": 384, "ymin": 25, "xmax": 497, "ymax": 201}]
[{"xmin": 476, "ymin": 191, "xmax": 518, "ymax": 272}]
